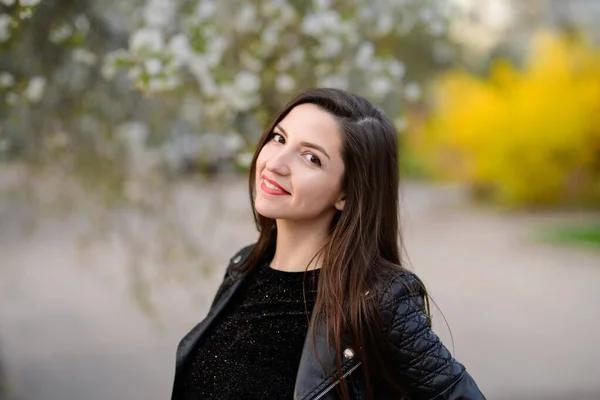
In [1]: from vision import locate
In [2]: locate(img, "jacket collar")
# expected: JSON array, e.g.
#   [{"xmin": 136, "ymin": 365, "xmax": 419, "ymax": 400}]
[
  {"xmin": 294, "ymin": 316, "xmax": 360, "ymax": 400},
  {"xmin": 174, "ymin": 269, "xmax": 252, "ymax": 372}
]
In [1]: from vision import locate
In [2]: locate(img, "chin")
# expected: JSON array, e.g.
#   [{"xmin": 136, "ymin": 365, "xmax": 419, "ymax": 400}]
[{"xmin": 254, "ymin": 202, "xmax": 281, "ymax": 220}]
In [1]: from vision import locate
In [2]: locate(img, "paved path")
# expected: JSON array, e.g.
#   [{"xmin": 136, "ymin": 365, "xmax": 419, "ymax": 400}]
[{"xmin": 0, "ymin": 179, "xmax": 599, "ymax": 400}]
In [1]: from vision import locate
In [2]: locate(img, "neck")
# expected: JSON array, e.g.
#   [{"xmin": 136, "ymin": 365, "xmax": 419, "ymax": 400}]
[{"xmin": 270, "ymin": 218, "xmax": 331, "ymax": 272}]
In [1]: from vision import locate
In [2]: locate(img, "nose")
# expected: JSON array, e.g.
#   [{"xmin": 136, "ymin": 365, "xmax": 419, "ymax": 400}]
[{"xmin": 264, "ymin": 148, "xmax": 291, "ymax": 176}]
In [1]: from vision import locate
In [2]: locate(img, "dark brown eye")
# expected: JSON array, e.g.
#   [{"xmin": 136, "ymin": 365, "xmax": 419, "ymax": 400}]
[
  {"xmin": 304, "ymin": 153, "xmax": 322, "ymax": 166},
  {"xmin": 272, "ymin": 133, "xmax": 285, "ymax": 143}
]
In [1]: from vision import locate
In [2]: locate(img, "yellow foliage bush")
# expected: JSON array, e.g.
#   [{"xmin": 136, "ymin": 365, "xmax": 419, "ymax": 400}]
[{"xmin": 418, "ymin": 31, "xmax": 600, "ymax": 206}]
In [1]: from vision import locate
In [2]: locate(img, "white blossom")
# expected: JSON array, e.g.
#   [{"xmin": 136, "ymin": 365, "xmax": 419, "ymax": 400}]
[
  {"xmin": 388, "ymin": 59, "xmax": 406, "ymax": 79},
  {"xmin": 102, "ymin": 49, "xmax": 129, "ymax": 80},
  {"xmin": 19, "ymin": 0, "xmax": 40, "ymax": 6},
  {"xmin": 319, "ymin": 74, "xmax": 348, "ymax": 90},
  {"xmin": 277, "ymin": 47, "xmax": 305, "ymax": 71},
  {"xmin": 0, "ymin": 72, "xmax": 15, "ymax": 88},
  {"xmin": 235, "ymin": 4, "xmax": 258, "ymax": 32},
  {"xmin": 234, "ymin": 71, "xmax": 260, "ymax": 93},
  {"xmin": 128, "ymin": 65, "xmax": 143, "ymax": 82},
  {"xmin": 86, "ymin": 0, "xmax": 445, "ymax": 134},
  {"xmin": 147, "ymin": 75, "xmax": 178, "ymax": 92},
  {"xmin": 1, "ymin": 0, "xmax": 15, "ymax": 6},
  {"xmin": 72, "ymin": 48, "xmax": 97, "ymax": 65},
  {"xmin": 394, "ymin": 117, "xmax": 408, "ymax": 132},
  {"xmin": 144, "ymin": 58, "xmax": 163, "ymax": 75},
  {"xmin": 319, "ymin": 10, "xmax": 341, "ymax": 29},
  {"xmin": 24, "ymin": 76, "xmax": 46, "ymax": 103},
  {"xmin": 375, "ymin": 13, "xmax": 394, "ymax": 36},
  {"xmin": 220, "ymin": 84, "xmax": 251, "ymax": 111},
  {"xmin": 371, "ymin": 76, "xmax": 392, "ymax": 98},
  {"xmin": 101, "ymin": 63, "xmax": 117, "ymax": 81},
  {"xmin": 404, "ymin": 82, "xmax": 422, "ymax": 102},
  {"xmin": 0, "ymin": 14, "xmax": 12, "ymax": 43},
  {"xmin": 194, "ymin": 1, "xmax": 217, "ymax": 22},
  {"xmin": 260, "ymin": 26, "xmax": 279, "ymax": 49},
  {"xmin": 49, "ymin": 23, "xmax": 73, "ymax": 44},
  {"xmin": 312, "ymin": 0, "xmax": 331, "ymax": 11},
  {"xmin": 278, "ymin": 2, "xmax": 296, "ymax": 25},
  {"xmin": 74, "ymin": 14, "xmax": 90, "ymax": 34},
  {"xmin": 289, "ymin": 48, "xmax": 305, "ymax": 64},
  {"xmin": 19, "ymin": 8, "xmax": 33, "ymax": 19},
  {"xmin": 275, "ymin": 74, "xmax": 296, "ymax": 93},
  {"xmin": 419, "ymin": 7, "xmax": 434, "ymax": 23},
  {"xmin": 143, "ymin": 0, "xmax": 176, "ymax": 28},
  {"xmin": 188, "ymin": 58, "xmax": 217, "ymax": 97},
  {"xmin": 301, "ymin": 13, "xmax": 323, "ymax": 36},
  {"xmin": 205, "ymin": 36, "xmax": 227, "ymax": 67},
  {"xmin": 315, "ymin": 36, "xmax": 343, "ymax": 59},
  {"xmin": 355, "ymin": 42, "xmax": 375, "ymax": 69},
  {"xmin": 130, "ymin": 27, "xmax": 164, "ymax": 54},
  {"xmin": 168, "ymin": 34, "xmax": 193, "ymax": 67},
  {"xmin": 301, "ymin": 10, "xmax": 344, "ymax": 36}
]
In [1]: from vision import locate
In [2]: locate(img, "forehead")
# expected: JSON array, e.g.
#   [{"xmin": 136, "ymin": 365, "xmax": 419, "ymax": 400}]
[{"xmin": 278, "ymin": 103, "xmax": 341, "ymax": 148}]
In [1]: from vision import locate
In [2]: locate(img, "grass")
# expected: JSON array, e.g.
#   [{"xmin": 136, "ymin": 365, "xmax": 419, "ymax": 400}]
[{"xmin": 541, "ymin": 221, "xmax": 600, "ymax": 249}]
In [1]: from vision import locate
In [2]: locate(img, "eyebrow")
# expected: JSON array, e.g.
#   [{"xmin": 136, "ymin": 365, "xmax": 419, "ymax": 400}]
[{"xmin": 275, "ymin": 125, "xmax": 331, "ymax": 160}]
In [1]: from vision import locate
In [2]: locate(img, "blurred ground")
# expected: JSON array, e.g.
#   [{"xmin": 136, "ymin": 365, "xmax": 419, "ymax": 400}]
[{"xmin": 0, "ymin": 178, "xmax": 599, "ymax": 400}]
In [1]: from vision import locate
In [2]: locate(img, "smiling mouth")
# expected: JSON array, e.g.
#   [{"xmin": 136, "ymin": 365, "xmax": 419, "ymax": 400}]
[
  {"xmin": 260, "ymin": 177, "xmax": 290, "ymax": 195},
  {"xmin": 264, "ymin": 179, "xmax": 282, "ymax": 191}
]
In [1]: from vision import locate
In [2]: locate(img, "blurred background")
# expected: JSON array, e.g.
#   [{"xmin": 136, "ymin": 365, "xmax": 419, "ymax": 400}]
[{"xmin": 1, "ymin": 0, "xmax": 599, "ymax": 399}]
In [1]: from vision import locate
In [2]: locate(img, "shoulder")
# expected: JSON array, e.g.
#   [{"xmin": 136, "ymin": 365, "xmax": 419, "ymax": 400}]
[
  {"xmin": 377, "ymin": 269, "xmax": 430, "ymax": 330},
  {"xmin": 380, "ymin": 269, "xmax": 427, "ymax": 305},
  {"xmin": 209, "ymin": 243, "xmax": 256, "ymax": 308},
  {"xmin": 228, "ymin": 243, "xmax": 255, "ymax": 265},
  {"xmin": 224, "ymin": 243, "xmax": 256, "ymax": 275}
]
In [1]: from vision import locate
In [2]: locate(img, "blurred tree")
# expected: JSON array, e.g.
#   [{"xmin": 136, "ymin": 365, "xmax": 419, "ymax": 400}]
[
  {"xmin": 0, "ymin": 0, "xmax": 460, "ymax": 310},
  {"xmin": 2, "ymin": 0, "xmax": 458, "ymax": 168}
]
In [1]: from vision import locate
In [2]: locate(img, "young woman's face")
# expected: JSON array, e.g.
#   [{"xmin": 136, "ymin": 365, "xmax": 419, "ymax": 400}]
[{"xmin": 255, "ymin": 103, "xmax": 345, "ymax": 223}]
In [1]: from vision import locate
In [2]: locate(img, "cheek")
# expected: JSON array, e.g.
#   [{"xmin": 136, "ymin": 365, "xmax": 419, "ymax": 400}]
[{"xmin": 296, "ymin": 175, "xmax": 340, "ymax": 205}]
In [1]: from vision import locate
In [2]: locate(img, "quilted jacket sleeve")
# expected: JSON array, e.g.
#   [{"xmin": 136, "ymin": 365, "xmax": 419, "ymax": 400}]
[{"xmin": 379, "ymin": 272, "xmax": 486, "ymax": 400}]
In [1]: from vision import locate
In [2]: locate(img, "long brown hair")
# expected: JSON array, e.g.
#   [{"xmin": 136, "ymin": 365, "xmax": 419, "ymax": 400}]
[{"xmin": 237, "ymin": 88, "xmax": 429, "ymax": 398}]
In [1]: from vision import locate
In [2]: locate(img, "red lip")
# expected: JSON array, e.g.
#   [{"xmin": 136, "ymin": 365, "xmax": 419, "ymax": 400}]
[{"xmin": 261, "ymin": 175, "xmax": 290, "ymax": 195}]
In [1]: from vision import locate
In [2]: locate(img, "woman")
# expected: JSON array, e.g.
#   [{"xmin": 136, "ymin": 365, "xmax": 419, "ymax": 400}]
[{"xmin": 171, "ymin": 88, "xmax": 485, "ymax": 399}]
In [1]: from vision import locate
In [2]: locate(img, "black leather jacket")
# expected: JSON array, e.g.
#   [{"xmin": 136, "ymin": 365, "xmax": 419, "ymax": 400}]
[{"xmin": 171, "ymin": 245, "xmax": 485, "ymax": 400}]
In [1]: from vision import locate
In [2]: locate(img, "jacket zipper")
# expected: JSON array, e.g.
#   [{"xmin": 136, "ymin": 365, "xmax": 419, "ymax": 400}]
[{"xmin": 312, "ymin": 362, "xmax": 362, "ymax": 400}]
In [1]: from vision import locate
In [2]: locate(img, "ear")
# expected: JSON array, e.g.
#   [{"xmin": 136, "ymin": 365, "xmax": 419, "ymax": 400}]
[{"xmin": 334, "ymin": 195, "xmax": 345, "ymax": 212}]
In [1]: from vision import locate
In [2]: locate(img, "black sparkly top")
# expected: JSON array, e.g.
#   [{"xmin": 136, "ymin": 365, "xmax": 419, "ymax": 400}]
[{"xmin": 181, "ymin": 262, "xmax": 320, "ymax": 400}]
